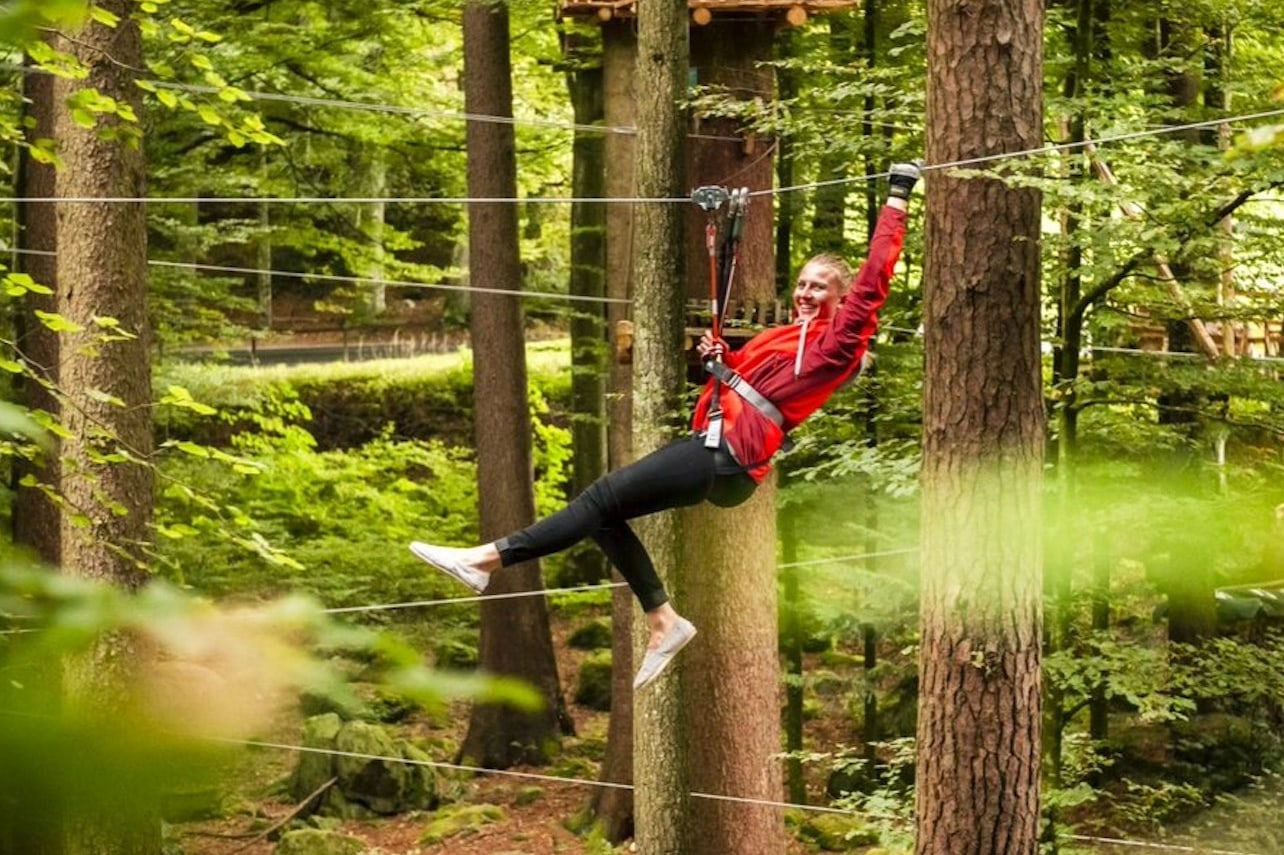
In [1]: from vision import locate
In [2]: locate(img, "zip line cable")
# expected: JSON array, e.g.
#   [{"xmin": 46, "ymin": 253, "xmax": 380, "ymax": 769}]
[
  {"xmin": 322, "ymin": 547, "xmax": 920, "ymax": 615},
  {"xmin": 5, "ymin": 105, "xmax": 1284, "ymax": 206},
  {"xmin": 766, "ymin": 105, "xmax": 1284, "ymax": 197},
  {"xmin": 322, "ymin": 580, "xmax": 629, "ymax": 615},
  {"xmin": 0, "ymin": 706, "xmax": 1269, "ymax": 853},
  {"xmin": 8, "ymin": 249, "xmax": 1282, "ymax": 365},
  {"xmin": 2, "ymin": 246, "xmax": 629, "ymax": 306},
  {"xmin": 209, "ymin": 736, "xmax": 860, "ymax": 818},
  {"xmin": 1061, "ymin": 833, "xmax": 1269, "ymax": 855},
  {"xmin": 204, "ymin": 737, "xmax": 1274, "ymax": 853}
]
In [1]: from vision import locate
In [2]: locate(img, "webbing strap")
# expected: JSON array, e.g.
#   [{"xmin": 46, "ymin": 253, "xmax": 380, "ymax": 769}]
[{"xmin": 704, "ymin": 360, "xmax": 785, "ymax": 427}]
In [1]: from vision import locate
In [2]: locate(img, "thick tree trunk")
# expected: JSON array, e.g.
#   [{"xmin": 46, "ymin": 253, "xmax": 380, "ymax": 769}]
[
  {"xmin": 630, "ymin": 2, "xmax": 691, "ymax": 853},
  {"xmin": 916, "ymin": 1, "xmax": 1045, "ymax": 853},
  {"xmin": 52, "ymin": 5, "xmax": 158, "ymax": 854},
  {"xmin": 591, "ymin": 18, "xmax": 638, "ymax": 843},
  {"xmin": 686, "ymin": 20, "xmax": 776, "ymax": 307},
  {"xmin": 459, "ymin": 0, "xmax": 569, "ymax": 767},
  {"xmin": 682, "ymin": 494, "xmax": 783, "ymax": 854},
  {"xmin": 679, "ymin": 19, "xmax": 784, "ymax": 855}
]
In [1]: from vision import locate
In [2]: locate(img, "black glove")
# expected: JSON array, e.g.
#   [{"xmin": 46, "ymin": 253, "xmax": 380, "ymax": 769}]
[{"xmin": 888, "ymin": 159, "xmax": 925, "ymax": 200}]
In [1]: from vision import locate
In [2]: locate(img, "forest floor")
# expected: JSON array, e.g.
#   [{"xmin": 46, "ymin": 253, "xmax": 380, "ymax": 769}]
[{"xmin": 174, "ymin": 611, "xmax": 836, "ymax": 855}]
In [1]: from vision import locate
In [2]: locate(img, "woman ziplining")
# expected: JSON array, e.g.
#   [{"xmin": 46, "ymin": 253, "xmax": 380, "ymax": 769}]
[{"xmin": 410, "ymin": 159, "xmax": 923, "ymax": 690}]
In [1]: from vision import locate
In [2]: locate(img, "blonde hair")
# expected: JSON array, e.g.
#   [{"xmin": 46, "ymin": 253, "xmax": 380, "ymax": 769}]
[{"xmin": 801, "ymin": 253, "xmax": 854, "ymax": 294}]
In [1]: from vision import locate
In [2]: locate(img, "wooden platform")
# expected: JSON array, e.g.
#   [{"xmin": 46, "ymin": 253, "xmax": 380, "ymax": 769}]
[{"xmin": 558, "ymin": 0, "xmax": 860, "ymax": 25}]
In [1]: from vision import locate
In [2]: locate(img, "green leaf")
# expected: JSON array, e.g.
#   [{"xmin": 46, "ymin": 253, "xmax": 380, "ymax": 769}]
[
  {"xmin": 33, "ymin": 310, "xmax": 84, "ymax": 333},
  {"xmin": 85, "ymin": 389, "xmax": 127, "ymax": 408},
  {"xmin": 0, "ymin": 359, "xmax": 26, "ymax": 374},
  {"xmin": 0, "ymin": 400, "xmax": 43, "ymax": 439},
  {"xmin": 88, "ymin": 6, "xmax": 120, "ymax": 26},
  {"xmin": 70, "ymin": 108, "xmax": 96, "ymax": 129},
  {"xmin": 5, "ymin": 273, "xmax": 53, "ymax": 296},
  {"xmin": 156, "ymin": 89, "xmax": 178, "ymax": 109},
  {"xmin": 197, "ymin": 106, "xmax": 222, "ymax": 126},
  {"xmin": 173, "ymin": 441, "xmax": 211, "ymax": 458}
]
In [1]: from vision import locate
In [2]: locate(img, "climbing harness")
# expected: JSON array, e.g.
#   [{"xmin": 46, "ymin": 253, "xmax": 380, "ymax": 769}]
[{"xmin": 690, "ymin": 184, "xmax": 749, "ymax": 449}]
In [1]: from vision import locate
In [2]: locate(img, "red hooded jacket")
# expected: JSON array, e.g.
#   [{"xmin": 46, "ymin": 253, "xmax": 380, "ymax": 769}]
[{"xmin": 692, "ymin": 204, "xmax": 907, "ymax": 483}]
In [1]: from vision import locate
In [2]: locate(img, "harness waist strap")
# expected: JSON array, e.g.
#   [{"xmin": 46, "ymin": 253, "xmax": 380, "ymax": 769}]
[{"xmin": 704, "ymin": 360, "xmax": 785, "ymax": 427}]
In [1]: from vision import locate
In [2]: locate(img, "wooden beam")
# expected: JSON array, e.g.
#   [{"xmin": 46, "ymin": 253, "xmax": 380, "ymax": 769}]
[
  {"xmin": 1086, "ymin": 143, "xmax": 1221, "ymax": 362},
  {"xmin": 692, "ymin": 6, "xmax": 713, "ymax": 25},
  {"xmin": 786, "ymin": 5, "xmax": 808, "ymax": 25}
]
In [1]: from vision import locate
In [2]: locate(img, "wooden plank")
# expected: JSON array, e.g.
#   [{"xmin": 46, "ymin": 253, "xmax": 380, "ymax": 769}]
[{"xmin": 559, "ymin": 0, "xmax": 859, "ymax": 19}]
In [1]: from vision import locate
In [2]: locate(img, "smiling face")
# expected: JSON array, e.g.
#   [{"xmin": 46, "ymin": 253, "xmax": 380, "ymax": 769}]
[{"xmin": 792, "ymin": 259, "xmax": 847, "ymax": 322}]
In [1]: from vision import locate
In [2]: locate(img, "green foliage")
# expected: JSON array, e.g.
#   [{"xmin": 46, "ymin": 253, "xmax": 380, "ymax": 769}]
[
  {"xmin": 0, "ymin": 549, "xmax": 538, "ymax": 848},
  {"xmin": 152, "ymin": 347, "xmax": 574, "ymax": 612},
  {"xmin": 156, "ymin": 431, "xmax": 479, "ymax": 608},
  {"xmin": 155, "ymin": 345, "xmax": 573, "ymax": 450}
]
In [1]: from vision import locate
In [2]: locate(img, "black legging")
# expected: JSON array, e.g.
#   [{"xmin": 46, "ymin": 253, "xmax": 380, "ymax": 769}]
[{"xmin": 495, "ymin": 435, "xmax": 757, "ymax": 611}]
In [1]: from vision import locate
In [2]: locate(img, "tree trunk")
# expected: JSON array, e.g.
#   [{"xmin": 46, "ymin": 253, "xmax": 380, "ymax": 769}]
[
  {"xmin": 1150, "ymin": 17, "xmax": 1218, "ymax": 645},
  {"xmin": 52, "ymin": 5, "xmax": 158, "ymax": 854},
  {"xmin": 810, "ymin": 16, "xmax": 856, "ymax": 253},
  {"xmin": 563, "ymin": 25, "xmax": 609, "ymax": 587},
  {"xmin": 354, "ymin": 146, "xmax": 387, "ymax": 317},
  {"xmin": 13, "ymin": 51, "xmax": 61, "ymax": 567},
  {"xmin": 774, "ymin": 28, "xmax": 798, "ymax": 293},
  {"xmin": 591, "ymin": 18, "xmax": 639, "ymax": 843},
  {"xmin": 630, "ymin": 1, "xmax": 690, "ymax": 852},
  {"xmin": 780, "ymin": 507, "xmax": 806, "ymax": 805},
  {"xmin": 686, "ymin": 20, "xmax": 776, "ymax": 306},
  {"xmin": 682, "ymin": 493, "xmax": 784, "ymax": 854},
  {"xmin": 257, "ymin": 152, "xmax": 272, "ymax": 334},
  {"xmin": 5, "ymin": 49, "xmax": 64, "ymax": 855},
  {"xmin": 681, "ymin": 18, "xmax": 784, "ymax": 855},
  {"xmin": 916, "ymin": 0, "xmax": 1045, "ymax": 852},
  {"xmin": 1045, "ymin": 0, "xmax": 1093, "ymax": 809},
  {"xmin": 459, "ymin": 0, "xmax": 569, "ymax": 767}
]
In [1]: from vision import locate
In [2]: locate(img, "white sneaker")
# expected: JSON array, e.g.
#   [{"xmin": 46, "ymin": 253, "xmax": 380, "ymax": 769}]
[
  {"xmin": 409, "ymin": 541, "xmax": 489, "ymax": 594},
  {"xmin": 633, "ymin": 617, "xmax": 697, "ymax": 690}
]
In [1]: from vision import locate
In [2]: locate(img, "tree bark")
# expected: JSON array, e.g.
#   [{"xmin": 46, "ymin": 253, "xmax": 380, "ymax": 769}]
[
  {"xmin": 563, "ymin": 24, "xmax": 609, "ymax": 587},
  {"xmin": 681, "ymin": 18, "xmax": 784, "ymax": 855},
  {"xmin": 916, "ymin": 0, "xmax": 1045, "ymax": 852},
  {"xmin": 13, "ymin": 51, "xmax": 61, "ymax": 567},
  {"xmin": 354, "ymin": 146, "xmax": 387, "ymax": 316},
  {"xmin": 591, "ymin": 18, "xmax": 639, "ymax": 843},
  {"xmin": 52, "ymin": 5, "xmax": 158, "ymax": 853},
  {"xmin": 682, "ymin": 493, "xmax": 783, "ymax": 855},
  {"xmin": 5, "ymin": 51, "xmax": 64, "ymax": 855},
  {"xmin": 459, "ymin": 0, "xmax": 569, "ymax": 767},
  {"xmin": 630, "ymin": 1, "xmax": 691, "ymax": 852}
]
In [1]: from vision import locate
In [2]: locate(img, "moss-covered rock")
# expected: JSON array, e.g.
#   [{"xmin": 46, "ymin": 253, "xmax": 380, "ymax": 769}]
[
  {"xmin": 798, "ymin": 813, "xmax": 880, "ymax": 851},
  {"xmin": 419, "ymin": 803, "xmax": 505, "ymax": 845},
  {"xmin": 291, "ymin": 713, "xmax": 344, "ymax": 804},
  {"xmin": 288, "ymin": 715, "xmax": 436, "ymax": 819},
  {"xmin": 273, "ymin": 828, "xmax": 365, "ymax": 855}
]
